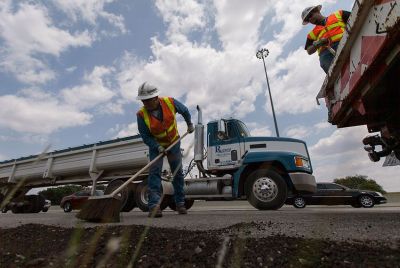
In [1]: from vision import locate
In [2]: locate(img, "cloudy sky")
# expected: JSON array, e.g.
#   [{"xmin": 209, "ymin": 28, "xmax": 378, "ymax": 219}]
[{"xmin": 1, "ymin": 0, "xmax": 398, "ymax": 192}]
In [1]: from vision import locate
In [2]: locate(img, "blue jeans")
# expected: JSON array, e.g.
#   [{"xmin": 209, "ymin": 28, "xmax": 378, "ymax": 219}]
[
  {"xmin": 319, "ymin": 42, "xmax": 339, "ymax": 73},
  {"xmin": 147, "ymin": 141, "xmax": 185, "ymax": 209}
]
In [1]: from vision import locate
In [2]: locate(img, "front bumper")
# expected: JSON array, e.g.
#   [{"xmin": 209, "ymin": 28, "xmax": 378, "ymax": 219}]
[
  {"xmin": 375, "ymin": 197, "xmax": 387, "ymax": 204},
  {"xmin": 289, "ymin": 172, "xmax": 316, "ymax": 193}
]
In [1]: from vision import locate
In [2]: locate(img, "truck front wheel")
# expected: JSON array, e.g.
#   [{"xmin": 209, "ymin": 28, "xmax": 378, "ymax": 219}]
[{"xmin": 245, "ymin": 169, "xmax": 288, "ymax": 210}]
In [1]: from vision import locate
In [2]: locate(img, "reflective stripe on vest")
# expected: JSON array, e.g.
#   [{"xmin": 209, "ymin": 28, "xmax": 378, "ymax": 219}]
[
  {"xmin": 307, "ymin": 10, "xmax": 345, "ymax": 54},
  {"xmin": 139, "ymin": 97, "xmax": 179, "ymax": 147}
]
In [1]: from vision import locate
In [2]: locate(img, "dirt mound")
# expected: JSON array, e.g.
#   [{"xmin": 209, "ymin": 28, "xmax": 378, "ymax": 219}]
[{"xmin": 1, "ymin": 224, "xmax": 399, "ymax": 267}]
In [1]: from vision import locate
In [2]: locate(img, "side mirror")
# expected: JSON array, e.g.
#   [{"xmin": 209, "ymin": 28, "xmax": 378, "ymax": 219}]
[{"xmin": 217, "ymin": 120, "xmax": 228, "ymax": 140}]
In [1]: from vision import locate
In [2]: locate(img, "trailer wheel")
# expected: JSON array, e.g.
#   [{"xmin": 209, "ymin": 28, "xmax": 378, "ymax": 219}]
[
  {"xmin": 134, "ymin": 180, "xmax": 170, "ymax": 212},
  {"xmin": 105, "ymin": 179, "xmax": 136, "ymax": 212},
  {"xmin": 134, "ymin": 180, "xmax": 149, "ymax": 212},
  {"xmin": 168, "ymin": 199, "xmax": 194, "ymax": 211},
  {"xmin": 245, "ymin": 169, "xmax": 287, "ymax": 210}
]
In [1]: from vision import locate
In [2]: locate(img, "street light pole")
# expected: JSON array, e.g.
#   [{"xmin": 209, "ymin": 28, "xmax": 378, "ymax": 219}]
[{"xmin": 256, "ymin": 48, "xmax": 280, "ymax": 137}]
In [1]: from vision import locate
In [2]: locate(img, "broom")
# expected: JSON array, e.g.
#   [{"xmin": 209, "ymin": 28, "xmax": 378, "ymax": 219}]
[{"xmin": 76, "ymin": 132, "xmax": 189, "ymax": 223}]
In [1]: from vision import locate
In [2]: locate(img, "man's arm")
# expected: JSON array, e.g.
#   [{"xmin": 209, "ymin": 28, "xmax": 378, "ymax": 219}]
[
  {"xmin": 173, "ymin": 98, "xmax": 192, "ymax": 125},
  {"xmin": 137, "ymin": 114, "xmax": 160, "ymax": 151},
  {"xmin": 305, "ymin": 38, "xmax": 317, "ymax": 55},
  {"xmin": 342, "ymin": 10, "xmax": 351, "ymax": 24}
]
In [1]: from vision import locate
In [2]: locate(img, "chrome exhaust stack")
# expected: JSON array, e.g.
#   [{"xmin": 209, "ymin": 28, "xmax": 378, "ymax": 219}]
[
  {"xmin": 194, "ymin": 105, "xmax": 204, "ymax": 161},
  {"xmin": 194, "ymin": 105, "xmax": 210, "ymax": 175}
]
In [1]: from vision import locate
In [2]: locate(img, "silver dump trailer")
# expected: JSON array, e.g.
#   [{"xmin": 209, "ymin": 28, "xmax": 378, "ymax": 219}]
[
  {"xmin": 0, "ymin": 135, "xmax": 154, "ymax": 213},
  {"xmin": 1, "ymin": 107, "xmax": 316, "ymax": 213}
]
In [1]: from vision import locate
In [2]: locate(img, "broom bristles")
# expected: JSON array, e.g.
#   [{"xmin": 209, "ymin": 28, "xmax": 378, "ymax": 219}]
[{"xmin": 76, "ymin": 198, "xmax": 122, "ymax": 223}]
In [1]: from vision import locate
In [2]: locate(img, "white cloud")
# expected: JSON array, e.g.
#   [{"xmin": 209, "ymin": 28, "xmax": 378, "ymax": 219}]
[
  {"xmin": 0, "ymin": 90, "xmax": 92, "ymax": 134},
  {"xmin": 314, "ymin": 121, "xmax": 331, "ymax": 130},
  {"xmin": 155, "ymin": 0, "xmax": 206, "ymax": 43},
  {"xmin": 246, "ymin": 123, "xmax": 273, "ymax": 137},
  {"xmin": 0, "ymin": 1, "xmax": 92, "ymax": 84},
  {"xmin": 52, "ymin": 0, "xmax": 126, "ymax": 34},
  {"xmin": 61, "ymin": 66, "xmax": 116, "ymax": 110},
  {"xmin": 213, "ymin": 0, "xmax": 269, "ymax": 50},
  {"xmin": 285, "ymin": 125, "xmax": 310, "ymax": 139},
  {"xmin": 66, "ymin": 66, "xmax": 77, "ymax": 73},
  {"xmin": 112, "ymin": 122, "xmax": 139, "ymax": 138}
]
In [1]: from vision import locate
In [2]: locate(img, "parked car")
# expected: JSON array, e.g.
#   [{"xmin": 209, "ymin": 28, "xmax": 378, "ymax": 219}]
[
  {"xmin": 60, "ymin": 190, "xmax": 103, "ymax": 212},
  {"xmin": 285, "ymin": 183, "xmax": 387, "ymax": 208},
  {"xmin": 1, "ymin": 196, "xmax": 51, "ymax": 213}
]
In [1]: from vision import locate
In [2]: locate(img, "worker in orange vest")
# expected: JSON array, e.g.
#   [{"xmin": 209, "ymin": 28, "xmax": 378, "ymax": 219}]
[
  {"xmin": 136, "ymin": 82, "xmax": 194, "ymax": 218},
  {"xmin": 302, "ymin": 5, "xmax": 350, "ymax": 73}
]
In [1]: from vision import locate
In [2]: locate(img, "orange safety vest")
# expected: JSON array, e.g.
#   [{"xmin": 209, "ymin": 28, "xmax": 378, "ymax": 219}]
[
  {"xmin": 137, "ymin": 97, "xmax": 179, "ymax": 147},
  {"xmin": 307, "ymin": 10, "xmax": 346, "ymax": 54}
]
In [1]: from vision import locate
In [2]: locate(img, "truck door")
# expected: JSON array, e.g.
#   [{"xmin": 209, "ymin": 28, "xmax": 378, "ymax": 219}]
[{"xmin": 207, "ymin": 120, "xmax": 243, "ymax": 170}]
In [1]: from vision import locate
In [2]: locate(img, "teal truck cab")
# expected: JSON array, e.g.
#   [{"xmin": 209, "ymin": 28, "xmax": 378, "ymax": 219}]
[{"xmin": 171, "ymin": 106, "xmax": 317, "ymax": 210}]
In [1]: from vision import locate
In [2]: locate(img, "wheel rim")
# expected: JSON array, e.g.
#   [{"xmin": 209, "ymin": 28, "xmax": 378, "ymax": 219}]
[
  {"xmin": 64, "ymin": 203, "xmax": 71, "ymax": 211},
  {"xmin": 252, "ymin": 177, "xmax": 278, "ymax": 202},
  {"xmin": 294, "ymin": 197, "xmax": 305, "ymax": 207},
  {"xmin": 140, "ymin": 187, "xmax": 148, "ymax": 205},
  {"xmin": 360, "ymin": 196, "xmax": 373, "ymax": 207}
]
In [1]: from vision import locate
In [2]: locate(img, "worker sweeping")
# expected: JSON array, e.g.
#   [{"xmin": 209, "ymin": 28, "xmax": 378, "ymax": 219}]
[
  {"xmin": 136, "ymin": 82, "xmax": 194, "ymax": 218},
  {"xmin": 302, "ymin": 5, "xmax": 350, "ymax": 73}
]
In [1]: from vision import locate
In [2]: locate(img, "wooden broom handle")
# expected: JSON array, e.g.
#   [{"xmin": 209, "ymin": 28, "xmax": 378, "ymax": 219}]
[{"xmin": 110, "ymin": 132, "xmax": 189, "ymax": 197}]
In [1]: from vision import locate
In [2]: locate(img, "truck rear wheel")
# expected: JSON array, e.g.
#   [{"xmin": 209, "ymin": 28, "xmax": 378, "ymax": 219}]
[
  {"xmin": 105, "ymin": 179, "xmax": 136, "ymax": 212},
  {"xmin": 245, "ymin": 169, "xmax": 287, "ymax": 210},
  {"xmin": 134, "ymin": 180, "xmax": 170, "ymax": 212}
]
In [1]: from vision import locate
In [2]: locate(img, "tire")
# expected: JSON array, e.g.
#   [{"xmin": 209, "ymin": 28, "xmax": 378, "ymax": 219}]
[
  {"xmin": 359, "ymin": 195, "xmax": 375, "ymax": 208},
  {"xmin": 134, "ymin": 180, "xmax": 149, "ymax": 212},
  {"xmin": 12, "ymin": 206, "xmax": 23, "ymax": 214},
  {"xmin": 42, "ymin": 208, "xmax": 48, "ymax": 212},
  {"xmin": 351, "ymin": 203, "xmax": 362, "ymax": 208},
  {"xmin": 134, "ymin": 180, "xmax": 171, "ymax": 212},
  {"xmin": 168, "ymin": 199, "xmax": 194, "ymax": 211},
  {"xmin": 293, "ymin": 196, "xmax": 306, "ymax": 209},
  {"xmin": 245, "ymin": 169, "xmax": 288, "ymax": 210},
  {"xmin": 63, "ymin": 202, "xmax": 72, "ymax": 212},
  {"xmin": 105, "ymin": 179, "xmax": 136, "ymax": 212}
]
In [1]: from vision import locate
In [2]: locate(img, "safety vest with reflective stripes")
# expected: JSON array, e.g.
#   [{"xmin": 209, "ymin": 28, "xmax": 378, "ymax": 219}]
[
  {"xmin": 137, "ymin": 97, "xmax": 179, "ymax": 147},
  {"xmin": 307, "ymin": 10, "xmax": 346, "ymax": 54}
]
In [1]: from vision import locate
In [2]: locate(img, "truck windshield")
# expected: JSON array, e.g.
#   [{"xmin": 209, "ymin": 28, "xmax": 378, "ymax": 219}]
[{"xmin": 237, "ymin": 121, "xmax": 250, "ymax": 137}]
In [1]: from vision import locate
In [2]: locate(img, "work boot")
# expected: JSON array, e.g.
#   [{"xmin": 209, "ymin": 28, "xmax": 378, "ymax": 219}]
[
  {"xmin": 176, "ymin": 205, "xmax": 187, "ymax": 215},
  {"xmin": 148, "ymin": 206, "xmax": 162, "ymax": 218}
]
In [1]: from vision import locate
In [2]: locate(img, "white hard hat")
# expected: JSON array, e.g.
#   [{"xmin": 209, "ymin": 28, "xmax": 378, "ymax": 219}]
[
  {"xmin": 136, "ymin": 82, "xmax": 159, "ymax": 100},
  {"xmin": 301, "ymin": 5, "xmax": 322, "ymax": 25}
]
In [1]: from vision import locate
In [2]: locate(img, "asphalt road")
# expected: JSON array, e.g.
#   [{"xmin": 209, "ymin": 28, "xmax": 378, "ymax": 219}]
[{"xmin": 1, "ymin": 201, "xmax": 400, "ymax": 245}]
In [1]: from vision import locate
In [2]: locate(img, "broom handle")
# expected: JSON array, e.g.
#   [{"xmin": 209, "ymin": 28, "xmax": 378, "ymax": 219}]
[{"xmin": 109, "ymin": 132, "xmax": 189, "ymax": 197}]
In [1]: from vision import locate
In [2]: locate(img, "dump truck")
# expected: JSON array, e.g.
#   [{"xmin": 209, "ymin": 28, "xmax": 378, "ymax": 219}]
[
  {"xmin": 0, "ymin": 106, "xmax": 316, "ymax": 213},
  {"xmin": 316, "ymin": 0, "xmax": 400, "ymax": 165}
]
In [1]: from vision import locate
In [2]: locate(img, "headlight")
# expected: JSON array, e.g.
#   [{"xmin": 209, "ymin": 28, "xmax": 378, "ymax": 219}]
[
  {"xmin": 374, "ymin": 192, "xmax": 383, "ymax": 197},
  {"xmin": 294, "ymin": 156, "xmax": 310, "ymax": 169}
]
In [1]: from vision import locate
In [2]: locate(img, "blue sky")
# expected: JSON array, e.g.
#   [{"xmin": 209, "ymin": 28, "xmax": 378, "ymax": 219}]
[{"xmin": 1, "ymin": 0, "xmax": 399, "ymax": 191}]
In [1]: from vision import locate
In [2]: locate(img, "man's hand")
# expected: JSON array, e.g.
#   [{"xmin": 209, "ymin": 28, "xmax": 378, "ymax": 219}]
[
  {"xmin": 187, "ymin": 123, "xmax": 195, "ymax": 133},
  {"xmin": 313, "ymin": 38, "xmax": 328, "ymax": 48},
  {"xmin": 158, "ymin": 145, "xmax": 166, "ymax": 154}
]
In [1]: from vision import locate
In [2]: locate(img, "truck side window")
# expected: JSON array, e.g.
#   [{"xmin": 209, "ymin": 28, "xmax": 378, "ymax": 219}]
[{"xmin": 226, "ymin": 122, "xmax": 237, "ymax": 139}]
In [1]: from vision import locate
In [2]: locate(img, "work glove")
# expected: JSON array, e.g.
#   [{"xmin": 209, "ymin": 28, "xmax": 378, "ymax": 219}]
[
  {"xmin": 313, "ymin": 38, "xmax": 328, "ymax": 48},
  {"xmin": 158, "ymin": 145, "xmax": 166, "ymax": 155},
  {"xmin": 187, "ymin": 123, "xmax": 195, "ymax": 133}
]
